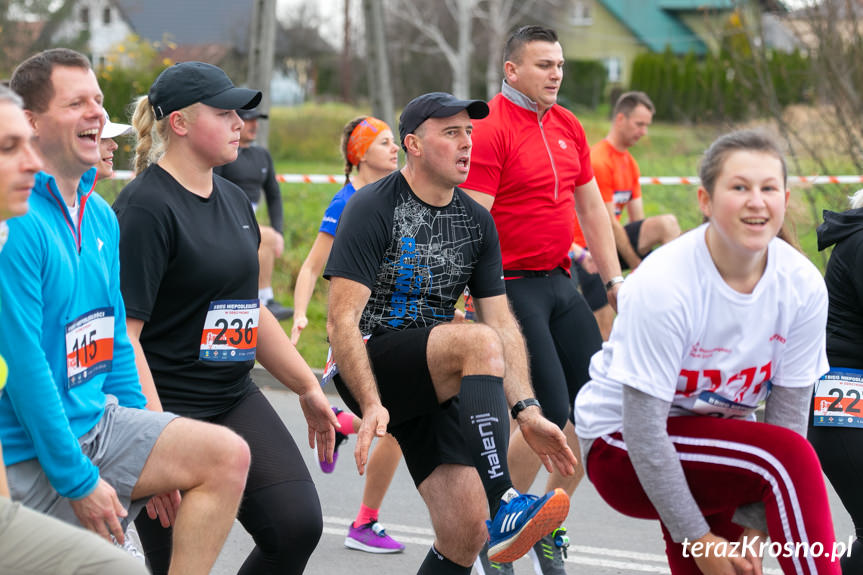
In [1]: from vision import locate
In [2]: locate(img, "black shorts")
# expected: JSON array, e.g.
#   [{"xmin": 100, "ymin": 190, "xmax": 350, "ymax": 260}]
[
  {"xmin": 572, "ymin": 219, "xmax": 646, "ymax": 311},
  {"xmin": 333, "ymin": 326, "xmax": 473, "ymax": 487},
  {"xmin": 571, "ymin": 261, "xmax": 607, "ymax": 311},
  {"xmin": 618, "ymin": 220, "xmax": 645, "ymax": 270}
]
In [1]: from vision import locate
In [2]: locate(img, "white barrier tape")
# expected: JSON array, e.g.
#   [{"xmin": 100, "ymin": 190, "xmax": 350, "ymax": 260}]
[
  {"xmin": 111, "ymin": 171, "xmax": 863, "ymax": 186},
  {"xmin": 641, "ymin": 175, "xmax": 863, "ymax": 186}
]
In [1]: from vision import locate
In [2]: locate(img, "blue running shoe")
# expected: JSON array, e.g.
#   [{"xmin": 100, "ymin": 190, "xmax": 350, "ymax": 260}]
[
  {"xmin": 474, "ymin": 541, "xmax": 514, "ymax": 574},
  {"xmin": 487, "ymin": 488, "xmax": 570, "ymax": 563}
]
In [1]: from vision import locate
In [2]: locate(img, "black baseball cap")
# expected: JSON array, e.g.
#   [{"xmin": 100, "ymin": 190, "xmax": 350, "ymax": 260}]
[
  {"xmin": 399, "ymin": 92, "xmax": 489, "ymax": 149},
  {"xmin": 149, "ymin": 62, "xmax": 262, "ymax": 121},
  {"xmin": 238, "ymin": 107, "xmax": 268, "ymax": 120}
]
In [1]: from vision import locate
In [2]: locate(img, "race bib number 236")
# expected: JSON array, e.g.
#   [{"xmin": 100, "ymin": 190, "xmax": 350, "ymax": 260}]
[{"xmin": 199, "ymin": 299, "xmax": 259, "ymax": 362}]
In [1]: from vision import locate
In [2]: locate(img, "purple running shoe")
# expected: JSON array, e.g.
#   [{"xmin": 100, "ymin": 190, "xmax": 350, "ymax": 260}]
[{"xmin": 344, "ymin": 521, "xmax": 405, "ymax": 554}]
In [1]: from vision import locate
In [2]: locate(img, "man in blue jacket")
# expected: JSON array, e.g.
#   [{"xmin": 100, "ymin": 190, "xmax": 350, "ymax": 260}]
[
  {"xmin": 0, "ymin": 81, "xmax": 149, "ymax": 575},
  {"xmin": 0, "ymin": 48, "xmax": 251, "ymax": 575}
]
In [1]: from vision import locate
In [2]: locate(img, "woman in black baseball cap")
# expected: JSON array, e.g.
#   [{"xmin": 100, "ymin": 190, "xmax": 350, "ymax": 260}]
[{"xmin": 112, "ymin": 62, "xmax": 338, "ymax": 574}]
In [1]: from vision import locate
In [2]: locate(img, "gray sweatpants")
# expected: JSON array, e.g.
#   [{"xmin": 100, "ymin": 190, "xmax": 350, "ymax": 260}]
[{"xmin": 0, "ymin": 496, "xmax": 148, "ymax": 575}]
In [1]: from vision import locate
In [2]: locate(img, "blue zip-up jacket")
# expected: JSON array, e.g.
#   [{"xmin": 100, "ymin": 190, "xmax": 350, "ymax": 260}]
[{"xmin": 0, "ymin": 169, "xmax": 146, "ymax": 499}]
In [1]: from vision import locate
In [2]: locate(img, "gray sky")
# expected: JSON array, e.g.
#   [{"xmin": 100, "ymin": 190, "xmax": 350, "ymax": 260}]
[
  {"xmin": 278, "ymin": 0, "xmax": 348, "ymax": 47},
  {"xmin": 275, "ymin": 0, "xmax": 820, "ymax": 47}
]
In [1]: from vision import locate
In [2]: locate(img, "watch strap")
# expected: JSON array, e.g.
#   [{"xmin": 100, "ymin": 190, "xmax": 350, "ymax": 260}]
[
  {"xmin": 511, "ymin": 398, "xmax": 541, "ymax": 420},
  {"xmin": 605, "ymin": 275, "xmax": 625, "ymax": 291}
]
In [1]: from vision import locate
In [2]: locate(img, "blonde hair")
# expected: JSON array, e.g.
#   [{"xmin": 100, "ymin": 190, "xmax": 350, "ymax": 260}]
[
  {"xmin": 850, "ymin": 188, "xmax": 863, "ymax": 210},
  {"xmin": 131, "ymin": 96, "xmax": 198, "ymax": 175}
]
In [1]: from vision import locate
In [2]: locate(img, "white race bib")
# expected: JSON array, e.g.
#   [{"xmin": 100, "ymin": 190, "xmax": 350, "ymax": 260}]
[
  {"xmin": 65, "ymin": 307, "xmax": 115, "ymax": 388},
  {"xmin": 813, "ymin": 368, "xmax": 863, "ymax": 428},
  {"xmin": 199, "ymin": 299, "xmax": 259, "ymax": 362},
  {"xmin": 688, "ymin": 390, "xmax": 761, "ymax": 419}
]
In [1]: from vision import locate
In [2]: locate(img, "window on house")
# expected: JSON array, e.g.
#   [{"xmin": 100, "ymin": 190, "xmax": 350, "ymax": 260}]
[
  {"xmin": 603, "ymin": 57, "xmax": 622, "ymax": 83},
  {"xmin": 103, "ymin": 7, "xmax": 111, "ymax": 24},
  {"xmin": 80, "ymin": 6, "xmax": 89, "ymax": 25},
  {"xmin": 570, "ymin": 0, "xmax": 593, "ymax": 26}
]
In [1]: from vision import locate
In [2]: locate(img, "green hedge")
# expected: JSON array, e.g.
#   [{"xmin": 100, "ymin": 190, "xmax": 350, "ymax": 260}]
[
  {"xmin": 267, "ymin": 102, "xmax": 371, "ymax": 165},
  {"xmin": 629, "ymin": 47, "xmax": 811, "ymax": 122},
  {"xmin": 558, "ymin": 60, "xmax": 608, "ymax": 110},
  {"xmin": 96, "ymin": 35, "xmax": 170, "ymax": 172}
]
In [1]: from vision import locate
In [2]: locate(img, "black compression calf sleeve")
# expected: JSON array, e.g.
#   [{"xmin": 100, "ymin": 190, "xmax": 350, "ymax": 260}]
[
  {"xmin": 459, "ymin": 374, "xmax": 512, "ymax": 513},
  {"xmin": 417, "ymin": 546, "xmax": 471, "ymax": 574}
]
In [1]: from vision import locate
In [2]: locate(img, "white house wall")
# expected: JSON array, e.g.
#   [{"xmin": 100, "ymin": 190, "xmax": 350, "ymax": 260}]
[{"xmin": 52, "ymin": 0, "xmax": 133, "ymax": 66}]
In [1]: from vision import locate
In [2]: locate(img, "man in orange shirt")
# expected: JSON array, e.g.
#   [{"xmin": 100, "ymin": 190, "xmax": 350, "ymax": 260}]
[{"xmin": 571, "ymin": 91, "xmax": 679, "ymax": 339}]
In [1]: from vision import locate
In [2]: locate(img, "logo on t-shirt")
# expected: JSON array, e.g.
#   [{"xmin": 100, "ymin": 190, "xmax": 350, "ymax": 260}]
[
  {"xmin": 558, "ymin": 139, "xmax": 567, "ymax": 150},
  {"xmin": 388, "ymin": 237, "xmax": 423, "ymax": 327},
  {"xmin": 689, "ymin": 342, "xmax": 731, "ymax": 359}
]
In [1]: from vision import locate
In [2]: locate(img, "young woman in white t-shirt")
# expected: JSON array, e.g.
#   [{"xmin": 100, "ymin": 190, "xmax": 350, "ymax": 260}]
[{"xmin": 574, "ymin": 130, "xmax": 839, "ymax": 575}]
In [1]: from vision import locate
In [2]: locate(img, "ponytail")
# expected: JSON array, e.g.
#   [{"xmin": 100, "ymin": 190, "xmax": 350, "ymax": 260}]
[
  {"xmin": 132, "ymin": 96, "xmax": 157, "ymax": 174},
  {"xmin": 131, "ymin": 95, "xmax": 177, "ymax": 175}
]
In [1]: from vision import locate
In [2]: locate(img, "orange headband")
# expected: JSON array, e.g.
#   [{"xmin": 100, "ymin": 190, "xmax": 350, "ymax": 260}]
[{"xmin": 346, "ymin": 117, "xmax": 390, "ymax": 166}]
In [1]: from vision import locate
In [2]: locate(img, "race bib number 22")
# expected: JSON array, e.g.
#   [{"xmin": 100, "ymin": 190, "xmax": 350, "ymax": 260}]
[{"xmin": 814, "ymin": 368, "xmax": 863, "ymax": 428}]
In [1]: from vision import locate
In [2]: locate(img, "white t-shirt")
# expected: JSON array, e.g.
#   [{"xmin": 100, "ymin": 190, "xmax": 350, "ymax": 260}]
[{"xmin": 575, "ymin": 223, "xmax": 829, "ymax": 440}]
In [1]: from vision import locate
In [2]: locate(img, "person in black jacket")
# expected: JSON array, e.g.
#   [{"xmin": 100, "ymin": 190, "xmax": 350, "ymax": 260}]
[{"xmin": 809, "ymin": 188, "xmax": 863, "ymax": 574}]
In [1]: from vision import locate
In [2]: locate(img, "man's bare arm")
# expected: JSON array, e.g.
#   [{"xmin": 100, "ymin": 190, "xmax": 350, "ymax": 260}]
[
  {"xmin": 606, "ymin": 202, "xmax": 641, "ymax": 269},
  {"xmin": 462, "ymin": 188, "xmax": 495, "ymax": 211},
  {"xmin": 472, "ymin": 293, "xmax": 531, "ymax": 406},
  {"xmin": 627, "ymin": 196, "xmax": 646, "ymax": 222},
  {"xmin": 575, "ymin": 178, "xmax": 624, "ymax": 310},
  {"xmin": 326, "ymin": 276, "xmax": 388, "ymax": 474},
  {"xmin": 474, "ymin": 294, "xmax": 577, "ymax": 475}
]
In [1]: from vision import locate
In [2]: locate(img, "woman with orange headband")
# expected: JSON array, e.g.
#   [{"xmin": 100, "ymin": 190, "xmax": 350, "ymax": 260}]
[{"xmin": 291, "ymin": 116, "xmax": 406, "ymax": 553}]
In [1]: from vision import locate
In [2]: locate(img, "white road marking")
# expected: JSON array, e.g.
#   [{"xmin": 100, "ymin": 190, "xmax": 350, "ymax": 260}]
[{"xmin": 322, "ymin": 516, "xmax": 783, "ymax": 574}]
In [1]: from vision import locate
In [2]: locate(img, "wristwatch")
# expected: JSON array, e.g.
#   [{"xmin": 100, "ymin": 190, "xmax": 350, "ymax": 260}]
[
  {"xmin": 511, "ymin": 398, "xmax": 541, "ymax": 420},
  {"xmin": 605, "ymin": 275, "xmax": 625, "ymax": 291}
]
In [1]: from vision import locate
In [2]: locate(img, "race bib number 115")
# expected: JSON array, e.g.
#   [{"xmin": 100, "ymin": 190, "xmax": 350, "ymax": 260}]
[
  {"xmin": 199, "ymin": 299, "xmax": 259, "ymax": 362},
  {"xmin": 65, "ymin": 307, "xmax": 114, "ymax": 389},
  {"xmin": 813, "ymin": 368, "xmax": 863, "ymax": 428}
]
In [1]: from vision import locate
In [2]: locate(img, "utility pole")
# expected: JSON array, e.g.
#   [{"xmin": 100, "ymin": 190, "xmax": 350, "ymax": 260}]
[
  {"xmin": 247, "ymin": 0, "xmax": 277, "ymax": 146},
  {"xmin": 362, "ymin": 0, "xmax": 394, "ymax": 129},
  {"xmin": 342, "ymin": 0, "xmax": 353, "ymax": 102}
]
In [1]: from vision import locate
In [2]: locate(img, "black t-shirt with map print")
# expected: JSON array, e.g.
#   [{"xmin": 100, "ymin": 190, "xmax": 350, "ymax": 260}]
[{"xmin": 324, "ymin": 170, "xmax": 505, "ymax": 336}]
